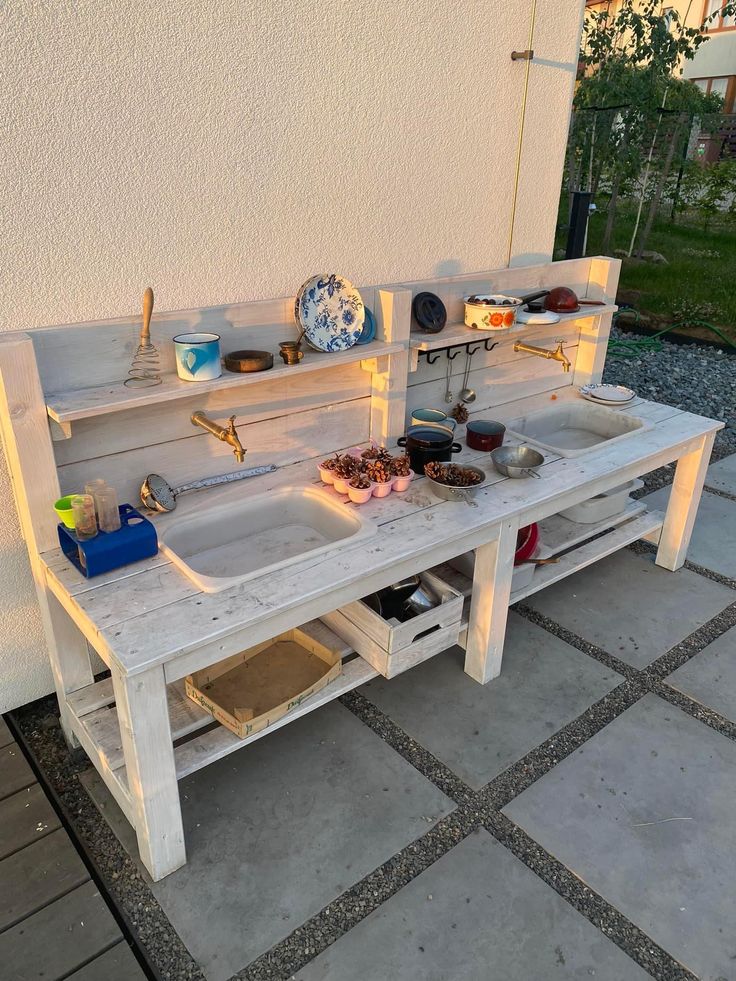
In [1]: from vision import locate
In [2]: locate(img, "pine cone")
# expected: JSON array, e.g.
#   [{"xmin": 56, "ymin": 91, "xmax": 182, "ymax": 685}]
[
  {"xmin": 451, "ymin": 403, "xmax": 469, "ymax": 424},
  {"xmin": 389, "ymin": 455, "xmax": 411, "ymax": 477},
  {"xmin": 365, "ymin": 459, "xmax": 391, "ymax": 484}
]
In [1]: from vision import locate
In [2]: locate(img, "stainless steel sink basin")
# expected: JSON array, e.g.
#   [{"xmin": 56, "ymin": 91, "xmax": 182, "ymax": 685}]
[
  {"xmin": 159, "ymin": 486, "xmax": 376, "ymax": 592},
  {"xmin": 504, "ymin": 402, "xmax": 650, "ymax": 458}
]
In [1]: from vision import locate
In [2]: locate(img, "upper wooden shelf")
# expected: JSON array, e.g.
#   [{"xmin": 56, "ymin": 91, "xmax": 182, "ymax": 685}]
[
  {"xmin": 45, "ymin": 339, "xmax": 405, "ymax": 430},
  {"xmin": 409, "ymin": 304, "xmax": 619, "ymax": 357}
]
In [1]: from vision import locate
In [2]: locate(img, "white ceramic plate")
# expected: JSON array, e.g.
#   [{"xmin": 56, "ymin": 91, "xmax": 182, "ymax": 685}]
[
  {"xmin": 580, "ymin": 383, "xmax": 636, "ymax": 405},
  {"xmin": 295, "ymin": 274, "xmax": 365, "ymax": 353}
]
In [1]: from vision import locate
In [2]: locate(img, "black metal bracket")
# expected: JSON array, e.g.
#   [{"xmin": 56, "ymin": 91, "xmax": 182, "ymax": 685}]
[
  {"xmin": 511, "ymin": 49, "xmax": 534, "ymax": 61},
  {"xmin": 420, "ymin": 339, "xmax": 499, "ymax": 365}
]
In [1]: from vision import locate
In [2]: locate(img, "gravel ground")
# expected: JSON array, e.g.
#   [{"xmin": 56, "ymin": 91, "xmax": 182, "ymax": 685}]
[
  {"xmin": 9, "ymin": 333, "xmax": 736, "ymax": 981},
  {"xmin": 604, "ymin": 326, "xmax": 736, "ymax": 458}
]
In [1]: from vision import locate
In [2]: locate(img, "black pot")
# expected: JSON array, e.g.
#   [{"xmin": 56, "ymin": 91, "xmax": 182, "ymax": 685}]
[{"xmin": 397, "ymin": 426, "xmax": 462, "ymax": 475}]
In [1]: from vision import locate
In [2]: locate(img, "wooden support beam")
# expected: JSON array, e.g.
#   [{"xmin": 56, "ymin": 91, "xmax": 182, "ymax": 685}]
[
  {"xmin": 463, "ymin": 519, "xmax": 519, "ymax": 684},
  {"xmin": 656, "ymin": 430, "xmax": 716, "ymax": 571}
]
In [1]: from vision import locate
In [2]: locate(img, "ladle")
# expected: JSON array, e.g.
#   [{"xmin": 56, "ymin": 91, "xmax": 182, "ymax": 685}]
[
  {"xmin": 459, "ymin": 349, "xmax": 476, "ymax": 404},
  {"xmin": 444, "ymin": 356, "xmax": 453, "ymax": 404},
  {"xmin": 140, "ymin": 465, "xmax": 277, "ymax": 513}
]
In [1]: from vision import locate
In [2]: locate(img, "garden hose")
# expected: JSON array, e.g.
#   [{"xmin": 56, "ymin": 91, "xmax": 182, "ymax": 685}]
[{"xmin": 608, "ymin": 306, "xmax": 736, "ymax": 358}]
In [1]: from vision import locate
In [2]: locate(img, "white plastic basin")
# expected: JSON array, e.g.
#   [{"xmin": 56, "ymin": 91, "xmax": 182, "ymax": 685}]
[
  {"xmin": 505, "ymin": 402, "xmax": 650, "ymax": 458},
  {"xmin": 160, "ymin": 486, "xmax": 376, "ymax": 592}
]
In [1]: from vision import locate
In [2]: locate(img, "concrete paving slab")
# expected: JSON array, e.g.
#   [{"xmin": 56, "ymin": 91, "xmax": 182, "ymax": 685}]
[
  {"xmin": 296, "ymin": 829, "xmax": 649, "ymax": 981},
  {"xmin": 645, "ymin": 487, "xmax": 736, "ymax": 579},
  {"xmin": 527, "ymin": 550, "xmax": 732, "ymax": 668},
  {"xmin": 665, "ymin": 626, "xmax": 736, "ymax": 722},
  {"xmin": 706, "ymin": 452, "xmax": 736, "ymax": 496},
  {"xmin": 360, "ymin": 613, "xmax": 623, "ymax": 789},
  {"xmin": 84, "ymin": 702, "xmax": 453, "ymax": 981},
  {"xmin": 503, "ymin": 694, "xmax": 736, "ymax": 981}
]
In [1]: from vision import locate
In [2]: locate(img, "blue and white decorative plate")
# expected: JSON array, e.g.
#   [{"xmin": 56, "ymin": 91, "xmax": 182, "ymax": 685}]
[{"xmin": 295, "ymin": 274, "xmax": 365, "ymax": 353}]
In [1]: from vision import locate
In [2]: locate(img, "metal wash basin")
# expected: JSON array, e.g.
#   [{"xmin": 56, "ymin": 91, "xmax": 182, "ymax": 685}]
[
  {"xmin": 504, "ymin": 402, "xmax": 650, "ymax": 458},
  {"xmin": 159, "ymin": 486, "xmax": 376, "ymax": 592}
]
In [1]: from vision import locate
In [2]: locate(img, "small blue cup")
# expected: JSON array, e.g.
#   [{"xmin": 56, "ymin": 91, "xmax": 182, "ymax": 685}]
[{"xmin": 173, "ymin": 333, "xmax": 222, "ymax": 382}]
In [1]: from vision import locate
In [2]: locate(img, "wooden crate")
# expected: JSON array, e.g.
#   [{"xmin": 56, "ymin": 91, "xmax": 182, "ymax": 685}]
[
  {"xmin": 185, "ymin": 627, "xmax": 342, "ymax": 738},
  {"xmin": 321, "ymin": 569, "xmax": 463, "ymax": 679}
]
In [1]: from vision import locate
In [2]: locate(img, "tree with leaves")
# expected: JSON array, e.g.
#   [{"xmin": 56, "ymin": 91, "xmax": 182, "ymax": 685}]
[{"xmin": 570, "ymin": 0, "xmax": 734, "ymax": 257}]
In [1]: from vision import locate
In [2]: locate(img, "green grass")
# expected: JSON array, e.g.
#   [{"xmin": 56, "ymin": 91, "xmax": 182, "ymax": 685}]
[{"xmin": 555, "ymin": 201, "xmax": 736, "ymax": 344}]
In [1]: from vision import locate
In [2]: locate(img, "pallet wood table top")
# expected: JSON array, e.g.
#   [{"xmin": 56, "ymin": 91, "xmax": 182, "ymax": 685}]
[{"xmin": 40, "ymin": 392, "xmax": 723, "ymax": 681}]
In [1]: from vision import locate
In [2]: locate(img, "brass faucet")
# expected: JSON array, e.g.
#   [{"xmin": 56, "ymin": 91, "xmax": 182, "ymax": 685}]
[
  {"xmin": 513, "ymin": 339, "xmax": 571, "ymax": 373},
  {"xmin": 191, "ymin": 411, "xmax": 246, "ymax": 463}
]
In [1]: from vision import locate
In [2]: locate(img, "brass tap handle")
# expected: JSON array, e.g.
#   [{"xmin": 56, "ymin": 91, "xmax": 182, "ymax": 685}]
[{"xmin": 227, "ymin": 415, "xmax": 237, "ymax": 433}]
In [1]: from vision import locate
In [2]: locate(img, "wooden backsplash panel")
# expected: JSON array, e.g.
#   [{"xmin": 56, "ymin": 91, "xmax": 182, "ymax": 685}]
[
  {"xmin": 405, "ymin": 321, "xmax": 581, "ymax": 422},
  {"xmin": 54, "ymin": 362, "xmax": 371, "ymax": 466},
  {"xmin": 30, "ymin": 288, "xmax": 377, "ymax": 393},
  {"xmin": 406, "ymin": 348, "xmax": 577, "ymax": 418},
  {"xmin": 57, "ymin": 397, "xmax": 371, "ymax": 506},
  {"xmin": 395, "ymin": 257, "xmax": 594, "ymax": 331}
]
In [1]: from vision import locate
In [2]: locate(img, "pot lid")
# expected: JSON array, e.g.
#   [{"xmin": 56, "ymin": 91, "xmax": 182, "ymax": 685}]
[{"xmin": 405, "ymin": 425, "xmax": 454, "ymax": 446}]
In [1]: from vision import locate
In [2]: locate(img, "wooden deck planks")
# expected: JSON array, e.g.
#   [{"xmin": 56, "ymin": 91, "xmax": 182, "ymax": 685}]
[
  {"xmin": 0, "ymin": 742, "xmax": 36, "ymax": 801},
  {"xmin": 0, "ymin": 784, "xmax": 61, "ymax": 861},
  {"xmin": 0, "ymin": 828, "xmax": 89, "ymax": 931},
  {"xmin": 0, "ymin": 729, "xmax": 147, "ymax": 981},
  {"xmin": 0, "ymin": 716, "xmax": 12, "ymax": 749},
  {"xmin": 67, "ymin": 940, "xmax": 147, "ymax": 980},
  {"xmin": 0, "ymin": 880, "xmax": 122, "ymax": 980}
]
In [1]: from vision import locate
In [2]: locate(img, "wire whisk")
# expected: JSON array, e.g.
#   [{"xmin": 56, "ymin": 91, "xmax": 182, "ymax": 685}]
[{"xmin": 124, "ymin": 286, "xmax": 162, "ymax": 388}]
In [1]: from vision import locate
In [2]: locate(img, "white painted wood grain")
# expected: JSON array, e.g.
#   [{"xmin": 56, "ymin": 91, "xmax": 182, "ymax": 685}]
[
  {"xmin": 31, "ymin": 287, "xmax": 376, "ymax": 394},
  {"xmin": 57, "ymin": 396, "xmax": 372, "ymax": 505},
  {"xmin": 53, "ymin": 363, "xmax": 372, "ymax": 465},
  {"xmin": 90, "ymin": 408, "xmax": 721, "ymax": 680},
  {"xmin": 655, "ymin": 431, "xmax": 717, "ymax": 571},
  {"xmin": 112, "ymin": 663, "xmax": 186, "ymax": 880}
]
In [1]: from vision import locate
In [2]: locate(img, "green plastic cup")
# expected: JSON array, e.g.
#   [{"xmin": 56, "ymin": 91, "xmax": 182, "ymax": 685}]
[{"xmin": 54, "ymin": 495, "xmax": 77, "ymax": 529}]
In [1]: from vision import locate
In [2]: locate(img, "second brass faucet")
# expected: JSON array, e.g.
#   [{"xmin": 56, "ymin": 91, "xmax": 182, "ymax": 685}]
[
  {"xmin": 513, "ymin": 339, "xmax": 571, "ymax": 373},
  {"xmin": 191, "ymin": 411, "xmax": 246, "ymax": 463}
]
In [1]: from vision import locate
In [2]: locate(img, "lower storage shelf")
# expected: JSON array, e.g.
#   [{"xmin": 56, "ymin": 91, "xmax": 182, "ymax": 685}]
[
  {"xmin": 321, "ymin": 568, "xmax": 464, "ymax": 679},
  {"xmin": 66, "ymin": 620, "xmax": 377, "ymax": 794}
]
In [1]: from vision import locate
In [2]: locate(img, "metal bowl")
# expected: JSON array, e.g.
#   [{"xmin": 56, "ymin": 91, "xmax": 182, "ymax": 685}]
[
  {"xmin": 491, "ymin": 445, "xmax": 544, "ymax": 479},
  {"xmin": 425, "ymin": 465, "xmax": 486, "ymax": 501}
]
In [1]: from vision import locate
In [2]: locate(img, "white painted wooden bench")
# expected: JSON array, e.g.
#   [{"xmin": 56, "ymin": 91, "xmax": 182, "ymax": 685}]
[{"xmin": 0, "ymin": 257, "xmax": 721, "ymax": 880}]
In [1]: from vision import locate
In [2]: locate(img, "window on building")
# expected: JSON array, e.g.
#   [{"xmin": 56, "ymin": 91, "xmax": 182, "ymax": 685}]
[
  {"xmin": 692, "ymin": 76, "xmax": 736, "ymax": 112},
  {"xmin": 706, "ymin": 0, "xmax": 735, "ymax": 29}
]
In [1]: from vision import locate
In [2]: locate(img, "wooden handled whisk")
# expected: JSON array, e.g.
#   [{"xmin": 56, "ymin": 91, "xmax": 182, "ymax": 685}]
[{"xmin": 124, "ymin": 286, "xmax": 162, "ymax": 388}]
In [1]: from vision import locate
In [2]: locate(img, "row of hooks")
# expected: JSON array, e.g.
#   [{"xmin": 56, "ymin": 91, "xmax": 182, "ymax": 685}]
[{"xmin": 420, "ymin": 338, "xmax": 499, "ymax": 365}]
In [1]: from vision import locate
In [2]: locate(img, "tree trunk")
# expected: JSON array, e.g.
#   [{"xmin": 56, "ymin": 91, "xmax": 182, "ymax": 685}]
[
  {"xmin": 601, "ymin": 127, "xmax": 629, "ymax": 255},
  {"xmin": 635, "ymin": 113, "xmax": 685, "ymax": 258},
  {"xmin": 601, "ymin": 172, "xmax": 622, "ymax": 255}
]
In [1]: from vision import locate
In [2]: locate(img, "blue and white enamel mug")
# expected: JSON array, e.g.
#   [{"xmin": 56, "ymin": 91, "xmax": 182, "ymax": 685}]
[{"xmin": 173, "ymin": 333, "xmax": 222, "ymax": 382}]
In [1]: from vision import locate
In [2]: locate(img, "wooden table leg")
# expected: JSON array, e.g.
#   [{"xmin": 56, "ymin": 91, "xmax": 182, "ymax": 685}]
[
  {"xmin": 656, "ymin": 431, "xmax": 716, "ymax": 572},
  {"xmin": 42, "ymin": 590, "xmax": 94, "ymax": 749},
  {"xmin": 112, "ymin": 663, "xmax": 186, "ymax": 881},
  {"xmin": 464, "ymin": 519, "xmax": 519, "ymax": 685}
]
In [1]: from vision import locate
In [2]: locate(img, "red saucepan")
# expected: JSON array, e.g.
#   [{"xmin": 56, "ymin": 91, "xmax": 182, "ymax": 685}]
[{"xmin": 519, "ymin": 287, "xmax": 607, "ymax": 315}]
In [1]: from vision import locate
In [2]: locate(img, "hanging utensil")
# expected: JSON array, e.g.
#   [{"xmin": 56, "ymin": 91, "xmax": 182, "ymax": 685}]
[
  {"xmin": 459, "ymin": 349, "xmax": 477, "ymax": 404},
  {"xmin": 125, "ymin": 287, "xmax": 162, "ymax": 388},
  {"xmin": 444, "ymin": 353, "xmax": 453, "ymax": 404}
]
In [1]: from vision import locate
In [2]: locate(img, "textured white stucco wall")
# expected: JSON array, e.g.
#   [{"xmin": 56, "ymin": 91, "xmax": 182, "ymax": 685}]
[{"xmin": 1, "ymin": 0, "xmax": 584, "ymax": 710}]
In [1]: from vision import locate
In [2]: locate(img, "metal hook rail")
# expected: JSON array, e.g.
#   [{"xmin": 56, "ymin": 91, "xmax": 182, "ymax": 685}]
[{"xmin": 421, "ymin": 338, "xmax": 499, "ymax": 365}]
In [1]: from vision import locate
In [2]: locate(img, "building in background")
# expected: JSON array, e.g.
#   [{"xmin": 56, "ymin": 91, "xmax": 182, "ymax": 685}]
[{"xmin": 585, "ymin": 1, "xmax": 735, "ymax": 111}]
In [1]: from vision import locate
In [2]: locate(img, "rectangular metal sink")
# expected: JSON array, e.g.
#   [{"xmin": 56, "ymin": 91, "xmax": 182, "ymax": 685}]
[
  {"xmin": 160, "ymin": 486, "xmax": 376, "ymax": 592},
  {"xmin": 504, "ymin": 402, "xmax": 650, "ymax": 458}
]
